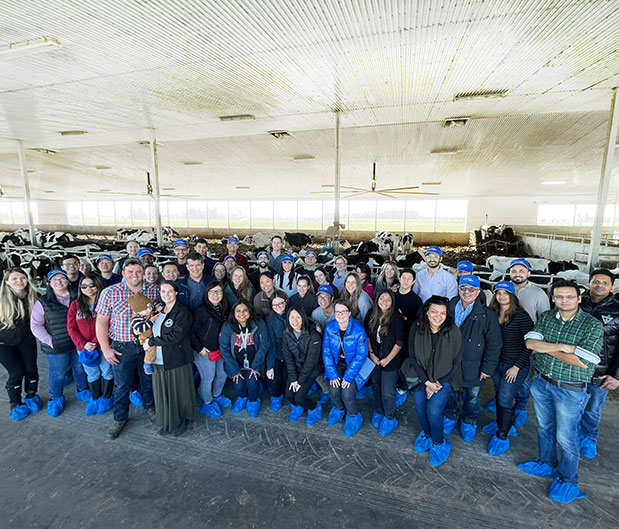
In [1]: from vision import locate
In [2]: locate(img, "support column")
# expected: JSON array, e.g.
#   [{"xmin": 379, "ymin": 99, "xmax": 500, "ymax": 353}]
[
  {"xmin": 333, "ymin": 111, "xmax": 341, "ymax": 252},
  {"xmin": 149, "ymin": 130, "xmax": 163, "ymax": 247},
  {"xmin": 588, "ymin": 87, "xmax": 618, "ymax": 270},
  {"xmin": 17, "ymin": 140, "xmax": 36, "ymax": 245}
]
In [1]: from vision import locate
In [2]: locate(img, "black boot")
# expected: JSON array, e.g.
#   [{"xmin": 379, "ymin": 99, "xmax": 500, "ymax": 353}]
[
  {"xmin": 24, "ymin": 376, "xmax": 39, "ymax": 399},
  {"xmin": 496, "ymin": 405, "xmax": 514, "ymax": 440},
  {"xmin": 89, "ymin": 378, "xmax": 102, "ymax": 401},
  {"xmin": 102, "ymin": 378, "xmax": 114, "ymax": 399},
  {"xmin": 6, "ymin": 383, "xmax": 22, "ymax": 408}
]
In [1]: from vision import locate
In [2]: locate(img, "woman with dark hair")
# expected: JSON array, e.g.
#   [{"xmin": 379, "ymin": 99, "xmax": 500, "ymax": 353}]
[
  {"xmin": 341, "ymin": 272, "xmax": 373, "ymax": 323},
  {"xmin": 266, "ymin": 293, "xmax": 290, "ymax": 411},
  {"xmin": 283, "ymin": 307, "xmax": 323, "ymax": 424},
  {"xmin": 402, "ymin": 295, "xmax": 462, "ymax": 466},
  {"xmin": 67, "ymin": 274, "xmax": 114, "ymax": 416},
  {"xmin": 274, "ymin": 255, "xmax": 298, "ymax": 297},
  {"xmin": 144, "ymin": 265, "xmax": 159, "ymax": 286},
  {"xmin": 220, "ymin": 299, "xmax": 271, "ymax": 417},
  {"xmin": 482, "ymin": 281, "xmax": 534, "ymax": 455},
  {"xmin": 322, "ymin": 299, "xmax": 368, "ymax": 437},
  {"xmin": 290, "ymin": 275, "xmax": 318, "ymax": 316},
  {"xmin": 143, "ymin": 280, "xmax": 198, "ymax": 437},
  {"xmin": 364, "ymin": 291, "xmax": 406, "ymax": 436},
  {"xmin": 212, "ymin": 262, "xmax": 228, "ymax": 284},
  {"xmin": 355, "ymin": 262, "xmax": 375, "ymax": 299},
  {"xmin": 313, "ymin": 267, "xmax": 339, "ymax": 299},
  {"xmin": 191, "ymin": 281, "xmax": 232, "ymax": 418},
  {"xmin": 0, "ymin": 267, "xmax": 41, "ymax": 421}
]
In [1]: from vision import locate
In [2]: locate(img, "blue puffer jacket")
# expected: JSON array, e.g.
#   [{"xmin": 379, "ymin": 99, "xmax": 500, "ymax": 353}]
[
  {"xmin": 219, "ymin": 318, "xmax": 271, "ymax": 378},
  {"xmin": 322, "ymin": 317, "xmax": 368, "ymax": 383},
  {"xmin": 266, "ymin": 312, "xmax": 287, "ymax": 370}
]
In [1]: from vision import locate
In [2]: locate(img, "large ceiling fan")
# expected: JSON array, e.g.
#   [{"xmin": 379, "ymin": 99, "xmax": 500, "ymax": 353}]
[
  {"xmin": 312, "ymin": 162, "xmax": 439, "ymax": 198},
  {"xmin": 87, "ymin": 172, "xmax": 199, "ymax": 199}
]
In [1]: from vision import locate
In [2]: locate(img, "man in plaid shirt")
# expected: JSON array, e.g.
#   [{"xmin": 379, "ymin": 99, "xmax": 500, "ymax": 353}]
[
  {"xmin": 96, "ymin": 258, "xmax": 160, "ymax": 439},
  {"xmin": 519, "ymin": 279, "xmax": 602, "ymax": 504}
]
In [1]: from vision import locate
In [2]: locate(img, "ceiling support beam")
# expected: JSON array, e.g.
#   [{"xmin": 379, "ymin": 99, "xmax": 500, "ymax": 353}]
[
  {"xmin": 149, "ymin": 130, "xmax": 163, "ymax": 247},
  {"xmin": 588, "ymin": 87, "xmax": 618, "ymax": 271},
  {"xmin": 17, "ymin": 140, "xmax": 36, "ymax": 246},
  {"xmin": 333, "ymin": 111, "xmax": 342, "ymax": 251}
]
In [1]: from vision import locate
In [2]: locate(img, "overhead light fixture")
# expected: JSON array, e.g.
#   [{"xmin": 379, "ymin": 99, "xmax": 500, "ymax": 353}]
[
  {"xmin": 443, "ymin": 117, "xmax": 470, "ymax": 128},
  {"xmin": 235, "ymin": 186, "xmax": 250, "ymax": 190},
  {"xmin": 430, "ymin": 148, "xmax": 459, "ymax": 155},
  {"xmin": 541, "ymin": 180, "xmax": 566, "ymax": 185},
  {"xmin": 421, "ymin": 182, "xmax": 442, "ymax": 185},
  {"xmin": 59, "ymin": 130, "xmax": 87, "ymax": 136},
  {"xmin": 0, "ymin": 37, "xmax": 61, "ymax": 58},
  {"xmin": 293, "ymin": 154, "xmax": 315, "ymax": 161},
  {"xmin": 43, "ymin": 190, "xmax": 56, "ymax": 193},
  {"xmin": 269, "ymin": 130, "xmax": 291, "ymax": 139},
  {"xmin": 182, "ymin": 161, "xmax": 202, "ymax": 166},
  {"xmin": 95, "ymin": 165, "xmax": 112, "ymax": 170},
  {"xmin": 219, "ymin": 114, "xmax": 255, "ymax": 122},
  {"xmin": 30, "ymin": 148, "xmax": 58, "ymax": 155},
  {"xmin": 453, "ymin": 89, "xmax": 508, "ymax": 102},
  {"xmin": 162, "ymin": 187, "xmax": 176, "ymax": 191}
]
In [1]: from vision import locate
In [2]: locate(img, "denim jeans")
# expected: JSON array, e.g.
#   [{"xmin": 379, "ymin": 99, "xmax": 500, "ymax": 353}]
[
  {"xmin": 232, "ymin": 369, "xmax": 262, "ymax": 401},
  {"xmin": 491, "ymin": 361, "xmax": 530, "ymax": 409},
  {"xmin": 579, "ymin": 382, "xmax": 608, "ymax": 441},
  {"xmin": 371, "ymin": 367, "xmax": 398, "ymax": 420},
  {"xmin": 82, "ymin": 354, "xmax": 113, "ymax": 383},
  {"xmin": 193, "ymin": 352, "xmax": 227, "ymax": 404},
  {"xmin": 111, "ymin": 341, "xmax": 154, "ymax": 421},
  {"xmin": 444, "ymin": 384, "xmax": 482, "ymax": 424},
  {"xmin": 329, "ymin": 363, "xmax": 358, "ymax": 416},
  {"xmin": 45, "ymin": 351, "xmax": 88, "ymax": 399},
  {"xmin": 530, "ymin": 374, "xmax": 589, "ymax": 485},
  {"xmin": 514, "ymin": 355, "xmax": 534, "ymax": 411},
  {"xmin": 414, "ymin": 382, "xmax": 453, "ymax": 444}
]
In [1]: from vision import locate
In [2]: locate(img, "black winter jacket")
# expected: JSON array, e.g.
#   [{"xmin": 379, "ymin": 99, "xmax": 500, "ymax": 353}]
[
  {"xmin": 282, "ymin": 327, "xmax": 323, "ymax": 385},
  {"xmin": 581, "ymin": 292, "xmax": 619, "ymax": 379},
  {"xmin": 190, "ymin": 303, "xmax": 227, "ymax": 353},
  {"xmin": 363, "ymin": 309, "xmax": 406, "ymax": 371},
  {"xmin": 0, "ymin": 298, "xmax": 34, "ymax": 346},
  {"xmin": 149, "ymin": 301, "xmax": 194, "ymax": 371}
]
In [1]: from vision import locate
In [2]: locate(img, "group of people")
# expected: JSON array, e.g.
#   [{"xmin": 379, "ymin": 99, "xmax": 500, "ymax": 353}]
[{"xmin": 1, "ymin": 236, "xmax": 617, "ymax": 505}]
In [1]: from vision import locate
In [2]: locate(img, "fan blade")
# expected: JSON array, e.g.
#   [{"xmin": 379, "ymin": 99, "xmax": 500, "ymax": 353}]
[
  {"xmin": 378, "ymin": 186, "xmax": 420, "ymax": 192},
  {"xmin": 320, "ymin": 185, "xmax": 366, "ymax": 191},
  {"xmin": 376, "ymin": 192, "xmax": 396, "ymax": 198},
  {"xmin": 388, "ymin": 191, "xmax": 440, "ymax": 196},
  {"xmin": 342, "ymin": 191, "xmax": 370, "ymax": 198}
]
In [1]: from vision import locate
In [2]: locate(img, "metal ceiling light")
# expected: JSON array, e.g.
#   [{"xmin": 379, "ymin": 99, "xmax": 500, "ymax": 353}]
[
  {"xmin": 293, "ymin": 154, "xmax": 314, "ymax": 161},
  {"xmin": 453, "ymin": 89, "xmax": 508, "ymax": 101},
  {"xmin": 59, "ymin": 130, "xmax": 87, "ymax": 136},
  {"xmin": 430, "ymin": 148, "xmax": 459, "ymax": 155},
  {"xmin": 541, "ymin": 180, "xmax": 566, "ymax": 185},
  {"xmin": 219, "ymin": 114, "xmax": 255, "ymax": 121},
  {"xmin": 0, "ymin": 36, "xmax": 61, "ymax": 58},
  {"xmin": 269, "ymin": 130, "xmax": 291, "ymax": 139},
  {"xmin": 443, "ymin": 117, "xmax": 470, "ymax": 127}
]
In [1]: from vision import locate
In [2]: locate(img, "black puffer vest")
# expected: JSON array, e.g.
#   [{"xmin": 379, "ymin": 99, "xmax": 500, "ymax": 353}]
[
  {"xmin": 38, "ymin": 289, "xmax": 75, "ymax": 355},
  {"xmin": 581, "ymin": 292, "xmax": 619, "ymax": 379}
]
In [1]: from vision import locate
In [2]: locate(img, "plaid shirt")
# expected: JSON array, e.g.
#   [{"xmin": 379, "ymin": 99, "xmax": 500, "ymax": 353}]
[
  {"xmin": 528, "ymin": 308, "xmax": 603, "ymax": 383},
  {"xmin": 95, "ymin": 280, "xmax": 159, "ymax": 343}
]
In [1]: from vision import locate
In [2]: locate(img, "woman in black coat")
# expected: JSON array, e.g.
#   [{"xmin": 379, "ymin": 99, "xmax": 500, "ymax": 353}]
[
  {"xmin": 144, "ymin": 280, "xmax": 198, "ymax": 437},
  {"xmin": 282, "ymin": 307, "xmax": 323, "ymax": 425}
]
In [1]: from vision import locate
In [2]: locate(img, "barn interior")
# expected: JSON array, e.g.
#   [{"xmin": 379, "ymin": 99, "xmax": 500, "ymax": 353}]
[{"xmin": 1, "ymin": 1, "xmax": 619, "ymax": 528}]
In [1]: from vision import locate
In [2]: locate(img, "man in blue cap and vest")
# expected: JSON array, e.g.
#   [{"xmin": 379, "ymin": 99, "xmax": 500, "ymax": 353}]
[
  {"xmin": 413, "ymin": 245, "xmax": 458, "ymax": 303},
  {"xmin": 218, "ymin": 235, "xmax": 249, "ymax": 273}
]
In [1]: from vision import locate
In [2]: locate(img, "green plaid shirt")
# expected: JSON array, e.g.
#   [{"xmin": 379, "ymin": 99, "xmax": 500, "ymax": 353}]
[{"xmin": 528, "ymin": 309, "xmax": 603, "ymax": 383}]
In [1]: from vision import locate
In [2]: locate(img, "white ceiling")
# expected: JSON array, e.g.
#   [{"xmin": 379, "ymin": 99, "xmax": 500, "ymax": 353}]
[{"xmin": 0, "ymin": 0, "xmax": 618, "ymax": 200}]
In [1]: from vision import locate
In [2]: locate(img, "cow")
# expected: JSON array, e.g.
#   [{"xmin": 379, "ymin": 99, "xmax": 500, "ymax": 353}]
[
  {"xmin": 284, "ymin": 232, "xmax": 313, "ymax": 249},
  {"xmin": 243, "ymin": 232, "xmax": 284, "ymax": 250}
]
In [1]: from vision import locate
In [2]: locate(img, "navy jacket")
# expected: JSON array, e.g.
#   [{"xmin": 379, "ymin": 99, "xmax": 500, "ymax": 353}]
[
  {"xmin": 581, "ymin": 292, "xmax": 619, "ymax": 379},
  {"xmin": 219, "ymin": 319, "xmax": 271, "ymax": 377},
  {"xmin": 322, "ymin": 317, "xmax": 368, "ymax": 383},
  {"xmin": 177, "ymin": 274, "xmax": 215, "ymax": 310},
  {"xmin": 448, "ymin": 297, "xmax": 502, "ymax": 387},
  {"xmin": 266, "ymin": 312, "xmax": 287, "ymax": 369},
  {"xmin": 148, "ymin": 301, "xmax": 194, "ymax": 371}
]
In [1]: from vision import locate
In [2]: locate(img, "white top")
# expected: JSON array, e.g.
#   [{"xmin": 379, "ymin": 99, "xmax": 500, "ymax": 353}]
[{"xmin": 412, "ymin": 266, "xmax": 458, "ymax": 303}]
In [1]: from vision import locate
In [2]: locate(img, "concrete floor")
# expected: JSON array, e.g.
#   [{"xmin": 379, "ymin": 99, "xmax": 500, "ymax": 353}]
[{"xmin": 1, "ymin": 358, "xmax": 618, "ymax": 529}]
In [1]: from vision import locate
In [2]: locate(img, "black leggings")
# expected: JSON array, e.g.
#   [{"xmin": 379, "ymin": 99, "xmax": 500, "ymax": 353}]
[
  {"xmin": 0, "ymin": 337, "xmax": 39, "ymax": 407},
  {"xmin": 285, "ymin": 377, "xmax": 317, "ymax": 410},
  {"xmin": 270, "ymin": 359, "xmax": 288, "ymax": 398}
]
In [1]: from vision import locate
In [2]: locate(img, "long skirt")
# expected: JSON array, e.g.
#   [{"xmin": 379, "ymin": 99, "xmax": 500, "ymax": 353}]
[{"xmin": 152, "ymin": 363, "xmax": 198, "ymax": 432}]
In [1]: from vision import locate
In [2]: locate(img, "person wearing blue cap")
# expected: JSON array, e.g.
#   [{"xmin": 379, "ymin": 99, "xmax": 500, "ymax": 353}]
[
  {"xmin": 274, "ymin": 255, "xmax": 298, "ymax": 298},
  {"xmin": 312, "ymin": 284, "xmax": 336, "ymax": 331},
  {"xmin": 137, "ymin": 247, "xmax": 155, "ymax": 267},
  {"xmin": 96, "ymin": 254, "xmax": 122, "ymax": 289},
  {"xmin": 296, "ymin": 249, "xmax": 318, "ymax": 281},
  {"xmin": 443, "ymin": 275, "xmax": 502, "ymax": 442},
  {"xmin": 218, "ymin": 236, "xmax": 250, "ymax": 273},
  {"xmin": 481, "ymin": 281, "xmax": 534, "ymax": 455},
  {"xmin": 172, "ymin": 239, "xmax": 189, "ymax": 277},
  {"xmin": 413, "ymin": 246, "xmax": 458, "ymax": 303},
  {"xmin": 453, "ymin": 261, "xmax": 488, "ymax": 305}
]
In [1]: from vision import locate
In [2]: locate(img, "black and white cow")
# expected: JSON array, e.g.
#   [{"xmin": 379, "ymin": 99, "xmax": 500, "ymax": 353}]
[{"xmin": 284, "ymin": 232, "xmax": 313, "ymax": 249}]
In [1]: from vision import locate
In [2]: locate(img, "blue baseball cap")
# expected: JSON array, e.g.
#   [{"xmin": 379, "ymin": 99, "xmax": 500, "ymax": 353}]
[
  {"xmin": 223, "ymin": 255, "xmax": 236, "ymax": 263},
  {"xmin": 256, "ymin": 250, "xmax": 269, "ymax": 259},
  {"xmin": 494, "ymin": 280, "xmax": 516, "ymax": 295},
  {"xmin": 281, "ymin": 254, "xmax": 295, "ymax": 264},
  {"xmin": 305, "ymin": 249, "xmax": 317, "ymax": 257},
  {"xmin": 137, "ymin": 248, "xmax": 153, "ymax": 258},
  {"xmin": 459, "ymin": 275, "xmax": 480, "ymax": 288},
  {"xmin": 317, "ymin": 285, "xmax": 334, "ymax": 296},
  {"xmin": 425, "ymin": 245, "xmax": 442, "ymax": 257},
  {"xmin": 457, "ymin": 260, "xmax": 473, "ymax": 272},
  {"xmin": 78, "ymin": 348, "xmax": 100, "ymax": 368},
  {"xmin": 47, "ymin": 269, "xmax": 68, "ymax": 282},
  {"xmin": 227, "ymin": 236, "xmax": 239, "ymax": 244},
  {"xmin": 96, "ymin": 253, "xmax": 114, "ymax": 263},
  {"xmin": 509, "ymin": 258, "xmax": 530, "ymax": 270},
  {"xmin": 173, "ymin": 239, "xmax": 188, "ymax": 248}
]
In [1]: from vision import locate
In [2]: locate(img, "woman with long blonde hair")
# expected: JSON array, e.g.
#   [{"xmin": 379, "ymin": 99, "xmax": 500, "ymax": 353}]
[
  {"xmin": 224, "ymin": 265, "xmax": 255, "ymax": 306},
  {"xmin": 375, "ymin": 261, "xmax": 400, "ymax": 295},
  {"xmin": 341, "ymin": 272, "xmax": 373, "ymax": 323},
  {"xmin": 0, "ymin": 267, "xmax": 41, "ymax": 421}
]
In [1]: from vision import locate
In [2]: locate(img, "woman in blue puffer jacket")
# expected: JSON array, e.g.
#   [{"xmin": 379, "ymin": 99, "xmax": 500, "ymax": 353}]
[{"xmin": 322, "ymin": 299, "xmax": 368, "ymax": 437}]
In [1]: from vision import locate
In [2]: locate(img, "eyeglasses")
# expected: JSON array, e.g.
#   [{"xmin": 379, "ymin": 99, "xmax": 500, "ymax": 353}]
[
  {"xmin": 50, "ymin": 278, "xmax": 68, "ymax": 284},
  {"xmin": 335, "ymin": 309, "xmax": 350, "ymax": 315},
  {"xmin": 459, "ymin": 286, "xmax": 479, "ymax": 293},
  {"xmin": 272, "ymin": 301, "xmax": 286, "ymax": 308},
  {"xmin": 80, "ymin": 283, "xmax": 96, "ymax": 289},
  {"xmin": 209, "ymin": 289, "xmax": 224, "ymax": 296}
]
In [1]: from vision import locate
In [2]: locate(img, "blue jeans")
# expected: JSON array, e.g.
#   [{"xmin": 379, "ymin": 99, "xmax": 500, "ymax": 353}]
[
  {"xmin": 371, "ymin": 367, "xmax": 398, "ymax": 420},
  {"xmin": 579, "ymin": 382, "xmax": 608, "ymax": 441},
  {"xmin": 232, "ymin": 369, "xmax": 262, "ymax": 402},
  {"xmin": 193, "ymin": 352, "xmax": 226, "ymax": 404},
  {"xmin": 111, "ymin": 341, "xmax": 154, "ymax": 421},
  {"xmin": 444, "ymin": 384, "xmax": 482, "ymax": 424},
  {"xmin": 414, "ymin": 382, "xmax": 453, "ymax": 444},
  {"xmin": 46, "ymin": 351, "xmax": 88, "ymax": 399},
  {"xmin": 530, "ymin": 375, "xmax": 589, "ymax": 485},
  {"xmin": 514, "ymin": 355, "xmax": 534, "ymax": 410},
  {"xmin": 491, "ymin": 361, "xmax": 530, "ymax": 409},
  {"xmin": 82, "ymin": 354, "xmax": 113, "ymax": 383}
]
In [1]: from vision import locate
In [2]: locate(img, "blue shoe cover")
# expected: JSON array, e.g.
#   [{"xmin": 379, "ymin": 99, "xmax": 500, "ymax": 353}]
[
  {"xmin": 484, "ymin": 399, "xmax": 496, "ymax": 413},
  {"xmin": 443, "ymin": 416, "xmax": 457, "ymax": 435},
  {"xmin": 24, "ymin": 395, "xmax": 42, "ymax": 413},
  {"xmin": 129, "ymin": 390, "xmax": 143, "ymax": 407},
  {"xmin": 9, "ymin": 404, "xmax": 31, "ymax": 421},
  {"xmin": 327, "ymin": 407, "xmax": 345, "ymax": 425},
  {"xmin": 47, "ymin": 396, "xmax": 66, "ymax": 418},
  {"xmin": 63, "ymin": 373, "xmax": 74, "ymax": 386},
  {"xmin": 378, "ymin": 417, "xmax": 398, "ymax": 437},
  {"xmin": 482, "ymin": 421, "xmax": 517, "ymax": 437},
  {"xmin": 488, "ymin": 435, "xmax": 510, "ymax": 456},
  {"xmin": 370, "ymin": 410, "xmax": 384, "ymax": 429},
  {"xmin": 289, "ymin": 404, "xmax": 304, "ymax": 423},
  {"xmin": 318, "ymin": 392, "xmax": 330, "ymax": 405},
  {"xmin": 395, "ymin": 389, "xmax": 408, "ymax": 408},
  {"xmin": 414, "ymin": 432, "xmax": 432, "ymax": 453},
  {"xmin": 305, "ymin": 404, "xmax": 322, "ymax": 426},
  {"xmin": 85, "ymin": 398, "xmax": 99, "ymax": 417},
  {"xmin": 75, "ymin": 389, "xmax": 91, "ymax": 403},
  {"xmin": 513, "ymin": 408, "xmax": 527, "ymax": 427},
  {"xmin": 460, "ymin": 422, "xmax": 477, "ymax": 443},
  {"xmin": 214, "ymin": 395, "xmax": 232, "ymax": 408},
  {"xmin": 97, "ymin": 396, "xmax": 114, "ymax": 415},
  {"xmin": 429, "ymin": 440, "xmax": 451, "ymax": 467},
  {"xmin": 547, "ymin": 477, "xmax": 587, "ymax": 504},
  {"xmin": 355, "ymin": 385, "xmax": 373, "ymax": 399},
  {"xmin": 308, "ymin": 381, "xmax": 320, "ymax": 395},
  {"xmin": 144, "ymin": 363, "xmax": 153, "ymax": 375},
  {"xmin": 518, "ymin": 458, "xmax": 555, "ymax": 477},
  {"xmin": 579, "ymin": 433, "xmax": 597, "ymax": 459},
  {"xmin": 270, "ymin": 395, "xmax": 284, "ymax": 412},
  {"xmin": 246, "ymin": 399, "xmax": 260, "ymax": 418},
  {"xmin": 343, "ymin": 413, "xmax": 363, "ymax": 437},
  {"xmin": 232, "ymin": 397, "xmax": 248, "ymax": 413},
  {"xmin": 199, "ymin": 401, "xmax": 222, "ymax": 418}
]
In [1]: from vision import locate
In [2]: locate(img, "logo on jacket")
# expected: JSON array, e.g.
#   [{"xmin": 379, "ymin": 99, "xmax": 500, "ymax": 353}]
[
  {"xmin": 602, "ymin": 315, "xmax": 614, "ymax": 325},
  {"xmin": 164, "ymin": 319, "xmax": 174, "ymax": 328}
]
